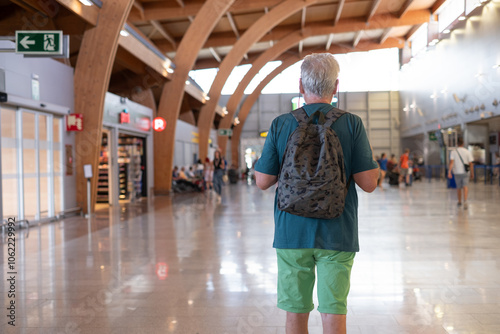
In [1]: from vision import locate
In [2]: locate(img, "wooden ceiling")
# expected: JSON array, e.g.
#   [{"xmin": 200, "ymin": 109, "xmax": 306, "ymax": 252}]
[{"xmin": 0, "ymin": 0, "xmax": 444, "ymax": 98}]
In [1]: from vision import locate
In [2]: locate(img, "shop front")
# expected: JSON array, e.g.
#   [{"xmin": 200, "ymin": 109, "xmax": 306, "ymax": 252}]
[{"xmin": 96, "ymin": 93, "xmax": 153, "ymax": 208}]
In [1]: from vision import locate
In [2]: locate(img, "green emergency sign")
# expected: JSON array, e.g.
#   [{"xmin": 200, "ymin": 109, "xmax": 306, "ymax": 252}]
[
  {"xmin": 218, "ymin": 129, "xmax": 233, "ymax": 136},
  {"xmin": 15, "ymin": 31, "xmax": 63, "ymax": 55}
]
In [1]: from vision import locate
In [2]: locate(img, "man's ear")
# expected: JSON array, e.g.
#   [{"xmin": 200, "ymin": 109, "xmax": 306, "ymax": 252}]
[
  {"xmin": 299, "ymin": 78, "xmax": 305, "ymax": 94},
  {"xmin": 334, "ymin": 79, "xmax": 339, "ymax": 94}
]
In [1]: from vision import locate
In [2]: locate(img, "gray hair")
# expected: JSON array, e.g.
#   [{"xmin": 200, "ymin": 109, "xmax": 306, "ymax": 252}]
[{"xmin": 300, "ymin": 53, "xmax": 340, "ymax": 98}]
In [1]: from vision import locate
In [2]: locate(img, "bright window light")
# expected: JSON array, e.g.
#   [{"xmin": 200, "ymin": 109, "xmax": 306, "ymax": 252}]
[
  {"xmin": 438, "ymin": 0, "xmax": 464, "ymax": 32},
  {"xmin": 245, "ymin": 61, "xmax": 282, "ymax": 94},
  {"xmin": 189, "ymin": 49, "xmax": 400, "ymax": 95},
  {"xmin": 221, "ymin": 64, "xmax": 252, "ymax": 95}
]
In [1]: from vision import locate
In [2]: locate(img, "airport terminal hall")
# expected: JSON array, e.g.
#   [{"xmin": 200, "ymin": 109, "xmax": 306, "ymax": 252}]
[{"xmin": 2, "ymin": 0, "xmax": 500, "ymax": 333}]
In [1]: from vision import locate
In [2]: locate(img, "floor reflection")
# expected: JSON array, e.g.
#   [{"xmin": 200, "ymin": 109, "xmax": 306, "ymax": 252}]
[{"xmin": 1, "ymin": 181, "xmax": 500, "ymax": 333}]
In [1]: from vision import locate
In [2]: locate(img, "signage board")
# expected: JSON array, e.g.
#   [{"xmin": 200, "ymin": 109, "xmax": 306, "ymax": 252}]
[
  {"xmin": 66, "ymin": 114, "xmax": 83, "ymax": 131},
  {"xmin": 153, "ymin": 117, "xmax": 166, "ymax": 132},
  {"xmin": 16, "ymin": 30, "xmax": 63, "ymax": 55},
  {"xmin": 218, "ymin": 128, "xmax": 232, "ymax": 136}
]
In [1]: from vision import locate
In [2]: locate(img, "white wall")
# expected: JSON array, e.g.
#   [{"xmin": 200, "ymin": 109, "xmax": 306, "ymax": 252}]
[
  {"xmin": 222, "ymin": 91, "xmax": 401, "ymax": 167},
  {"xmin": 399, "ymin": 2, "xmax": 500, "ymax": 151},
  {"xmin": 173, "ymin": 120, "xmax": 218, "ymax": 169},
  {"xmin": 0, "ymin": 44, "xmax": 76, "ymax": 210}
]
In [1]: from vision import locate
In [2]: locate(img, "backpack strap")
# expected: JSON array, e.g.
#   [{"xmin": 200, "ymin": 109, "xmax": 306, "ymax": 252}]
[
  {"xmin": 291, "ymin": 107, "xmax": 309, "ymax": 124},
  {"xmin": 324, "ymin": 107, "xmax": 348, "ymax": 128}
]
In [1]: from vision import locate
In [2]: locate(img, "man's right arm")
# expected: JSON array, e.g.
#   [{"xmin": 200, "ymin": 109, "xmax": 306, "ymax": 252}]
[
  {"xmin": 255, "ymin": 171, "xmax": 278, "ymax": 190},
  {"xmin": 353, "ymin": 168, "xmax": 379, "ymax": 193}
]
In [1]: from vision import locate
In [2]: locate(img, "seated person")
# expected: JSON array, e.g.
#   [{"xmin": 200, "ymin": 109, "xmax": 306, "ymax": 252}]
[
  {"xmin": 173, "ymin": 166, "xmax": 202, "ymax": 193},
  {"xmin": 186, "ymin": 166, "xmax": 196, "ymax": 179},
  {"xmin": 178, "ymin": 167, "xmax": 189, "ymax": 180},
  {"xmin": 172, "ymin": 166, "xmax": 180, "ymax": 180}
]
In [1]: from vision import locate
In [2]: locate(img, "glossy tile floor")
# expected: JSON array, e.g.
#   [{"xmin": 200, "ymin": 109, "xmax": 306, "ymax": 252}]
[{"xmin": 1, "ymin": 179, "xmax": 500, "ymax": 334}]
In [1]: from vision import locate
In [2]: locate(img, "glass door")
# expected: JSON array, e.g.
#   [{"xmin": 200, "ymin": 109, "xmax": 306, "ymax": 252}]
[{"xmin": 0, "ymin": 106, "xmax": 63, "ymax": 222}]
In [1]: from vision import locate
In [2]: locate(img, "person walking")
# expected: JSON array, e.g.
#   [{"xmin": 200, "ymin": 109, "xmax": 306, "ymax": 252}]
[
  {"xmin": 213, "ymin": 150, "xmax": 225, "ymax": 203},
  {"xmin": 399, "ymin": 148, "xmax": 411, "ymax": 186},
  {"xmin": 204, "ymin": 157, "xmax": 213, "ymax": 191},
  {"xmin": 378, "ymin": 153, "xmax": 388, "ymax": 189},
  {"xmin": 255, "ymin": 53, "xmax": 379, "ymax": 334},
  {"xmin": 448, "ymin": 138, "xmax": 474, "ymax": 209}
]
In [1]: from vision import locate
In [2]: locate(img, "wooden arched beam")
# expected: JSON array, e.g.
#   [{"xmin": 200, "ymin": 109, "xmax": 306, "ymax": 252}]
[
  {"xmin": 74, "ymin": 0, "xmax": 134, "ymax": 213},
  {"xmin": 197, "ymin": 0, "xmax": 325, "ymax": 162},
  {"xmin": 154, "ymin": 0, "xmax": 235, "ymax": 194},
  {"xmin": 230, "ymin": 37, "xmax": 405, "ymax": 167},
  {"xmin": 130, "ymin": 88, "xmax": 157, "ymax": 114},
  {"xmin": 217, "ymin": 9, "xmax": 430, "ymax": 154},
  {"xmin": 230, "ymin": 56, "xmax": 300, "ymax": 167}
]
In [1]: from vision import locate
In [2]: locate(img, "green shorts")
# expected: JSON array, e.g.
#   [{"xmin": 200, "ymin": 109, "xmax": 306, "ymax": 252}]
[{"xmin": 276, "ymin": 248, "xmax": 355, "ymax": 314}]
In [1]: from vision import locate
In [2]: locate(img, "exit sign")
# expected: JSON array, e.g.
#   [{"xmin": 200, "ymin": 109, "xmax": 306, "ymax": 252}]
[
  {"xmin": 218, "ymin": 129, "xmax": 232, "ymax": 136},
  {"xmin": 16, "ymin": 31, "xmax": 63, "ymax": 55}
]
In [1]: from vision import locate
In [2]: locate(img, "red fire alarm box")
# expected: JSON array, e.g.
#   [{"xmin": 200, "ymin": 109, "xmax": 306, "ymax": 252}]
[
  {"xmin": 66, "ymin": 114, "xmax": 83, "ymax": 131},
  {"xmin": 120, "ymin": 111, "xmax": 130, "ymax": 124}
]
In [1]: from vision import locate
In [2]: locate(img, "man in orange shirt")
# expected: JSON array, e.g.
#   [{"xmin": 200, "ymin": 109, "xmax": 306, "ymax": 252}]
[{"xmin": 399, "ymin": 148, "xmax": 410, "ymax": 186}]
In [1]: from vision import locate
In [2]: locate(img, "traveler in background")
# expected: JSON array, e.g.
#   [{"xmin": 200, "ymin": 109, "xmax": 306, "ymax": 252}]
[
  {"xmin": 255, "ymin": 53, "xmax": 379, "ymax": 334},
  {"xmin": 387, "ymin": 153, "xmax": 397, "ymax": 172},
  {"xmin": 172, "ymin": 166, "xmax": 180, "ymax": 181},
  {"xmin": 204, "ymin": 157, "xmax": 213, "ymax": 191},
  {"xmin": 448, "ymin": 138, "xmax": 474, "ymax": 209},
  {"xmin": 196, "ymin": 159, "xmax": 204, "ymax": 178},
  {"xmin": 186, "ymin": 166, "xmax": 196, "ymax": 179},
  {"xmin": 178, "ymin": 167, "xmax": 188, "ymax": 180},
  {"xmin": 378, "ymin": 153, "xmax": 388, "ymax": 189},
  {"xmin": 399, "ymin": 148, "xmax": 411, "ymax": 186},
  {"xmin": 213, "ymin": 150, "xmax": 225, "ymax": 203}
]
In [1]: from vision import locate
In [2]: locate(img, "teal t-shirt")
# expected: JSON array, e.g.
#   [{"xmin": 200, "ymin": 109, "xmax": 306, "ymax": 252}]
[{"xmin": 255, "ymin": 103, "xmax": 378, "ymax": 252}]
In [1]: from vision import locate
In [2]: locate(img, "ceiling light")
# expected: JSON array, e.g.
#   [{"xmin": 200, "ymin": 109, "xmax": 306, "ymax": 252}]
[
  {"xmin": 443, "ymin": 29, "xmax": 451, "ymax": 34},
  {"xmin": 120, "ymin": 30, "xmax": 129, "ymax": 37},
  {"xmin": 167, "ymin": 68, "xmax": 174, "ymax": 74},
  {"xmin": 458, "ymin": 16, "xmax": 466, "ymax": 21},
  {"xmin": 185, "ymin": 80, "xmax": 190, "ymax": 85},
  {"xmin": 79, "ymin": 0, "xmax": 93, "ymax": 6}
]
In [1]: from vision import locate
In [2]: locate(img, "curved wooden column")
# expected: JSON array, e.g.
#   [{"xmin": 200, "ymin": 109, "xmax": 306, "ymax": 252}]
[
  {"xmin": 131, "ymin": 88, "xmax": 157, "ymax": 113},
  {"xmin": 197, "ymin": 0, "xmax": 322, "ymax": 162},
  {"xmin": 217, "ymin": 30, "xmax": 305, "ymax": 155},
  {"xmin": 74, "ymin": 0, "xmax": 134, "ymax": 213},
  {"xmin": 218, "ymin": 9, "xmax": 431, "ymax": 154},
  {"xmin": 231, "ymin": 56, "xmax": 299, "ymax": 167},
  {"xmin": 231, "ymin": 38, "xmax": 405, "ymax": 166},
  {"xmin": 154, "ymin": 0, "xmax": 235, "ymax": 194}
]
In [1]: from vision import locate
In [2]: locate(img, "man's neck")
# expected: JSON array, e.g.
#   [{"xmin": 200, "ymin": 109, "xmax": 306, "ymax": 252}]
[{"xmin": 303, "ymin": 93, "xmax": 333, "ymax": 105}]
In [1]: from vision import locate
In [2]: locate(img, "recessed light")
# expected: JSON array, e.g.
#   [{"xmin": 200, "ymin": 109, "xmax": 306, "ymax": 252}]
[
  {"xmin": 443, "ymin": 29, "xmax": 451, "ymax": 34},
  {"xmin": 79, "ymin": 0, "xmax": 93, "ymax": 6},
  {"xmin": 458, "ymin": 16, "xmax": 466, "ymax": 21},
  {"xmin": 119, "ymin": 30, "xmax": 129, "ymax": 37}
]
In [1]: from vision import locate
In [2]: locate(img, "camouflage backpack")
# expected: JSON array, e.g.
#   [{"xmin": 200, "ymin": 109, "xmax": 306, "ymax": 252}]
[{"xmin": 277, "ymin": 107, "xmax": 349, "ymax": 219}]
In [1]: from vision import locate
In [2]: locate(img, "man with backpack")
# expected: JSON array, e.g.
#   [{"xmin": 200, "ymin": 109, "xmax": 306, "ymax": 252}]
[{"xmin": 255, "ymin": 53, "xmax": 379, "ymax": 334}]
